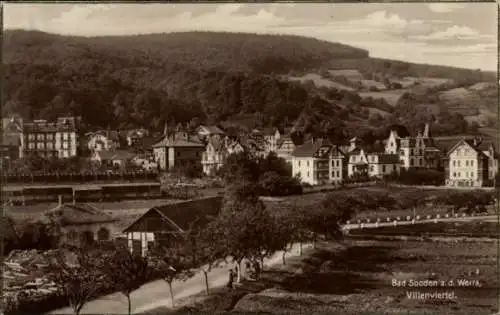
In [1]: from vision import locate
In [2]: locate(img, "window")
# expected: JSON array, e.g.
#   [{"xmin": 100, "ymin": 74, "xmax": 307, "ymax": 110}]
[
  {"xmin": 471, "ymin": 160, "xmax": 474, "ymax": 167},
  {"xmin": 47, "ymin": 133, "xmax": 53, "ymax": 141},
  {"xmin": 307, "ymin": 171, "xmax": 309, "ymax": 177},
  {"xmin": 298, "ymin": 161, "xmax": 301, "ymax": 167},
  {"xmin": 176, "ymin": 152, "xmax": 180, "ymax": 157},
  {"xmin": 47, "ymin": 143, "xmax": 53, "ymax": 149},
  {"xmin": 307, "ymin": 161, "xmax": 309, "ymax": 167},
  {"xmin": 419, "ymin": 158, "xmax": 423, "ymax": 166},
  {"xmin": 29, "ymin": 134, "xmax": 35, "ymax": 140},
  {"xmin": 337, "ymin": 170, "xmax": 340, "ymax": 177},
  {"xmin": 453, "ymin": 172, "xmax": 456, "ymax": 178},
  {"xmin": 410, "ymin": 159, "xmax": 414, "ymax": 166},
  {"xmin": 453, "ymin": 161, "xmax": 456, "ymax": 167},
  {"xmin": 457, "ymin": 161, "xmax": 461, "ymax": 167},
  {"xmin": 465, "ymin": 160, "xmax": 469, "ymax": 167},
  {"xmin": 62, "ymin": 142, "xmax": 68, "ymax": 149},
  {"xmin": 63, "ymin": 133, "xmax": 68, "ymax": 140},
  {"xmin": 336, "ymin": 160, "xmax": 340, "ymax": 167},
  {"xmin": 97, "ymin": 228, "xmax": 110, "ymax": 241},
  {"xmin": 29, "ymin": 143, "xmax": 35, "ymax": 149},
  {"xmin": 458, "ymin": 172, "xmax": 461, "ymax": 177},
  {"xmin": 37, "ymin": 134, "xmax": 43, "ymax": 140},
  {"xmin": 382, "ymin": 165, "xmax": 386, "ymax": 173}
]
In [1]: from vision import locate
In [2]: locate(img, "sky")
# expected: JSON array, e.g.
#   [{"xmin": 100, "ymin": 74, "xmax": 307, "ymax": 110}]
[{"xmin": 4, "ymin": 3, "xmax": 498, "ymax": 71}]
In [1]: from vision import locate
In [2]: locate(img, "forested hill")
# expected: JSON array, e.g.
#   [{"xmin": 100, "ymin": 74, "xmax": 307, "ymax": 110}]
[
  {"xmin": 3, "ymin": 30, "xmax": 495, "ymax": 137},
  {"xmin": 4, "ymin": 30, "xmax": 369, "ymax": 73}
]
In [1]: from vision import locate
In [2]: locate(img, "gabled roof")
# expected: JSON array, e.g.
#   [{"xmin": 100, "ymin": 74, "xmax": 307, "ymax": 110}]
[
  {"xmin": 446, "ymin": 138, "xmax": 489, "ymax": 158},
  {"xmin": 291, "ymin": 139, "xmax": 331, "ymax": 158},
  {"xmin": 152, "ymin": 135, "xmax": 205, "ymax": 148},
  {"xmin": 123, "ymin": 197, "xmax": 223, "ymax": 233},
  {"xmin": 198, "ymin": 125, "xmax": 225, "ymax": 135},
  {"xmin": 42, "ymin": 203, "xmax": 117, "ymax": 225}
]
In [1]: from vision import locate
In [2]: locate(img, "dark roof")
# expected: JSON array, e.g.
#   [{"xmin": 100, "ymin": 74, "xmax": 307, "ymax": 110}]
[
  {"xmin": 42, "ymin": 203, "xmax": 116, "ymax": 225},
  {"xmin": 153, "ymin": 134, "xmax": 205, "ymax": 148},
  {"xmin": 363, "ymin": 141, "xmax": 385, "ymax": 154},
  {"xmin": 291, "ymin": 138, "xmax": 331, "ymax": 157},
  {"xmin": 123, "ymin": 196, "xmax": 223, "ymax": 233},
  {"xmin": 373, "ymin": 153, "xmax": 400, "ymax": 164},
  {"xmin": 277, "ymin": 135, "xmax": 294, "ymax": 148}
]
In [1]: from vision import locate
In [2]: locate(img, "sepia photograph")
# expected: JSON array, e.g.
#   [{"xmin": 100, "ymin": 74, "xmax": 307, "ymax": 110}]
[{"xmin": 1, "ymin": 2, "xmax": 499, "ymax": 315}]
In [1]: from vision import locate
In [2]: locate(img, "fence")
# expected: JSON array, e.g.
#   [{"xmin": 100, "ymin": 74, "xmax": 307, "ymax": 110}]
[
  {"xmin": 344, "ymin": 211, "xmax": 491, "ymax": 231},
  {"xmin": 4, "ymin": 171, "xmax": 159, "ymax": 184}
]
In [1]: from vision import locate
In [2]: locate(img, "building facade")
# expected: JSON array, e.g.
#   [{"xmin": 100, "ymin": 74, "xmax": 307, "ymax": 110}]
[
  {"xmin": 152, "ymin": 130, "xmax": 205, "ymax": 171},
  {"xmin": 276, "ymin": 135, "xmax": 296, "ymax": 163},
  {"xmin": 446, "ymin": 138, "xmax": 498, "ymax": 187},
  {"xmin": 24, "ymin": 117, "xmax": 79, "ymax": 158},
  {"xmin": 86, "ymin": 130, "xmax": 119, "ymax": 152},
  {"xmin": 291, "ymin": 138, "xmax": 332, "ymax": 186}
]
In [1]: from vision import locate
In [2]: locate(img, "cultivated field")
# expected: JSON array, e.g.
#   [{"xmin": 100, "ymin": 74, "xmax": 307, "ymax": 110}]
[
  {"xmin": 360, "ymin": 79, "xmax": 386, "ymax": 90},
  {"xmin": 327, "ymin": 69, "xmax": 363, "ymax": 81},
  {"xmin": 148, "ymin": 238, "xmax": 497, "ymax": 315},
  {"xmin": 287, "ymin": 73, "xmax": 355, "ymax": 91},
  {"xmin": 358, "ymin": 90, "xmax": 407, "ymax": 106}
]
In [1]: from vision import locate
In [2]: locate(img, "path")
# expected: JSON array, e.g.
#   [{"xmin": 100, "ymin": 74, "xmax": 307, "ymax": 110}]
[
  {"xmin": 49, "ymin": 243, "xmax": 311, "ymax": 314},
  {"xmin": 48, "ymin": 214, "xmax": 497, "ymax": 314}
]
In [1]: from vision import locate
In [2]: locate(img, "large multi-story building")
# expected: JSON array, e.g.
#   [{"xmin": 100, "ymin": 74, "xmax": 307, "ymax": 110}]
[
  {"xmin": 152, "ymin": 130, "xmax": 205, "ymax": 171},
  {"xmin": 23, "ymin": 117, "xmax": 79, "ymax": 158},
  {"xmin": 291, "ymin": 138, "xmax": 332, "ymax": 185},
  {"xmin": 384, "ymin": 123, "xmax": 442, "ymax": 170},
  {"xmin": 445, "ymin": 137, "xmax": 499, "ymax": 187}
]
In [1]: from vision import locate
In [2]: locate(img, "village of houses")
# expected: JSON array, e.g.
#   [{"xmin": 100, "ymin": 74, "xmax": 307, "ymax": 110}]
[
  {"xmin": 2, "ymin": 115, "xmax": 499, "ymax": 188},
  {"xmin": 1, "ymin": 114, "xmax": 499, "ymax": 313}
]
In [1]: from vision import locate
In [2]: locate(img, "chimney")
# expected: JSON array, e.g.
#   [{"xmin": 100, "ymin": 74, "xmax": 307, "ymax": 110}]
[{"xmin": 473, "ymin": 136, "xmax": 482, "ymax": 147}]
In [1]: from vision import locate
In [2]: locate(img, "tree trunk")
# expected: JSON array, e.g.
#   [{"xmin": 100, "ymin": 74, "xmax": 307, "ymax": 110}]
[
  {"xmin": 282, "ymin": 251, "xmax": 286, "ymax": 265},
  {"xmin": 168, "ymin": 281, "xmax": 175, "ymax": 307},
  {"xmin": 126, "ymin": 293, "xmax": 131, "ymax": 315},
  {"xmin": 203, "ymin": 270, "xmax": 209, "ymax": 295},
  {"xmin": 236, "ymin": 260, "xmax": 242, "ymax": 283},
  {"xmin": 299, "ymin": 242, "xmax": 303, "ymax": 256},
  {"xmin": 260, "ymin": 256, "xmax": 264, "ymax": 271}
]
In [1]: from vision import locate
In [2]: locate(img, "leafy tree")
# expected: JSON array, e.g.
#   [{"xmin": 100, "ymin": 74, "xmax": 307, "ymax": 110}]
[
  {"xmin": 183, "ymin": 227, "xmax": 225, "ymax": 295},
  {"xmin": 104, "ymin": 248, "xmax": 149, "ymax": 315},
  {"xmin": 218, "ymin": 151, "xmax": 260, "ymax": 184},
  {"xmin": 48, "ymin": 249, "xmax": 108, "ymax": 315},
  {"xmin": 148, "ymin": 245, "xmax": 193, "ymax": 307}
]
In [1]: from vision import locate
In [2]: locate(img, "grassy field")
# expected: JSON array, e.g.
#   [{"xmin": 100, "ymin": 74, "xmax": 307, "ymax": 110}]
[
  {"xmin": 144, "ymin": 238, "xmax": 498, "ymax": 315},
  {"xmin": 327, "ymin": 69, "xmax": 364, "ymax": 81},
  {"xmin": 287, "ymin": 73, "xmax": 355, "ymax": 91},
  {"xmin": 358, "ymin": 90, "xmax": 407, "ymax": 106}
]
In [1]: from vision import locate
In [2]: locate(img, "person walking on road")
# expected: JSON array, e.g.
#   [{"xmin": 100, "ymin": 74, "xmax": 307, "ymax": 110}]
[{"xmin": 227, "ymin": 268, "xmax": 235, "ymax": 289}]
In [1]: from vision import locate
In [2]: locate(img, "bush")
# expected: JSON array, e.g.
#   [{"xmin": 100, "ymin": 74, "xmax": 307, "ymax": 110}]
[
  {"xmin": 258, "ymin": 171, "xmax": 303, "ymax": 196},
  {"xmin": 386, "ymin": 169, "xmax": 445, "ymax": 186}
]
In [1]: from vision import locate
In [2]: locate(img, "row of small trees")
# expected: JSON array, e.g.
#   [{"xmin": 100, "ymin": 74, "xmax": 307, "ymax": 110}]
[{"xmin": 9, "ymin": 182, "xmax": 366, "ymax": 315}]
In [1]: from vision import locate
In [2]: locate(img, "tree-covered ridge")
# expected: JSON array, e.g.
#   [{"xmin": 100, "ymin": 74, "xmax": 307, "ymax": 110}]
[
  {"xmin": 3, "ymin": 30, "xmax": 494, "ymax": 138},
  {"xmin": 4, "ymin": 30, "xmax": 369, "ymax": 73}
]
